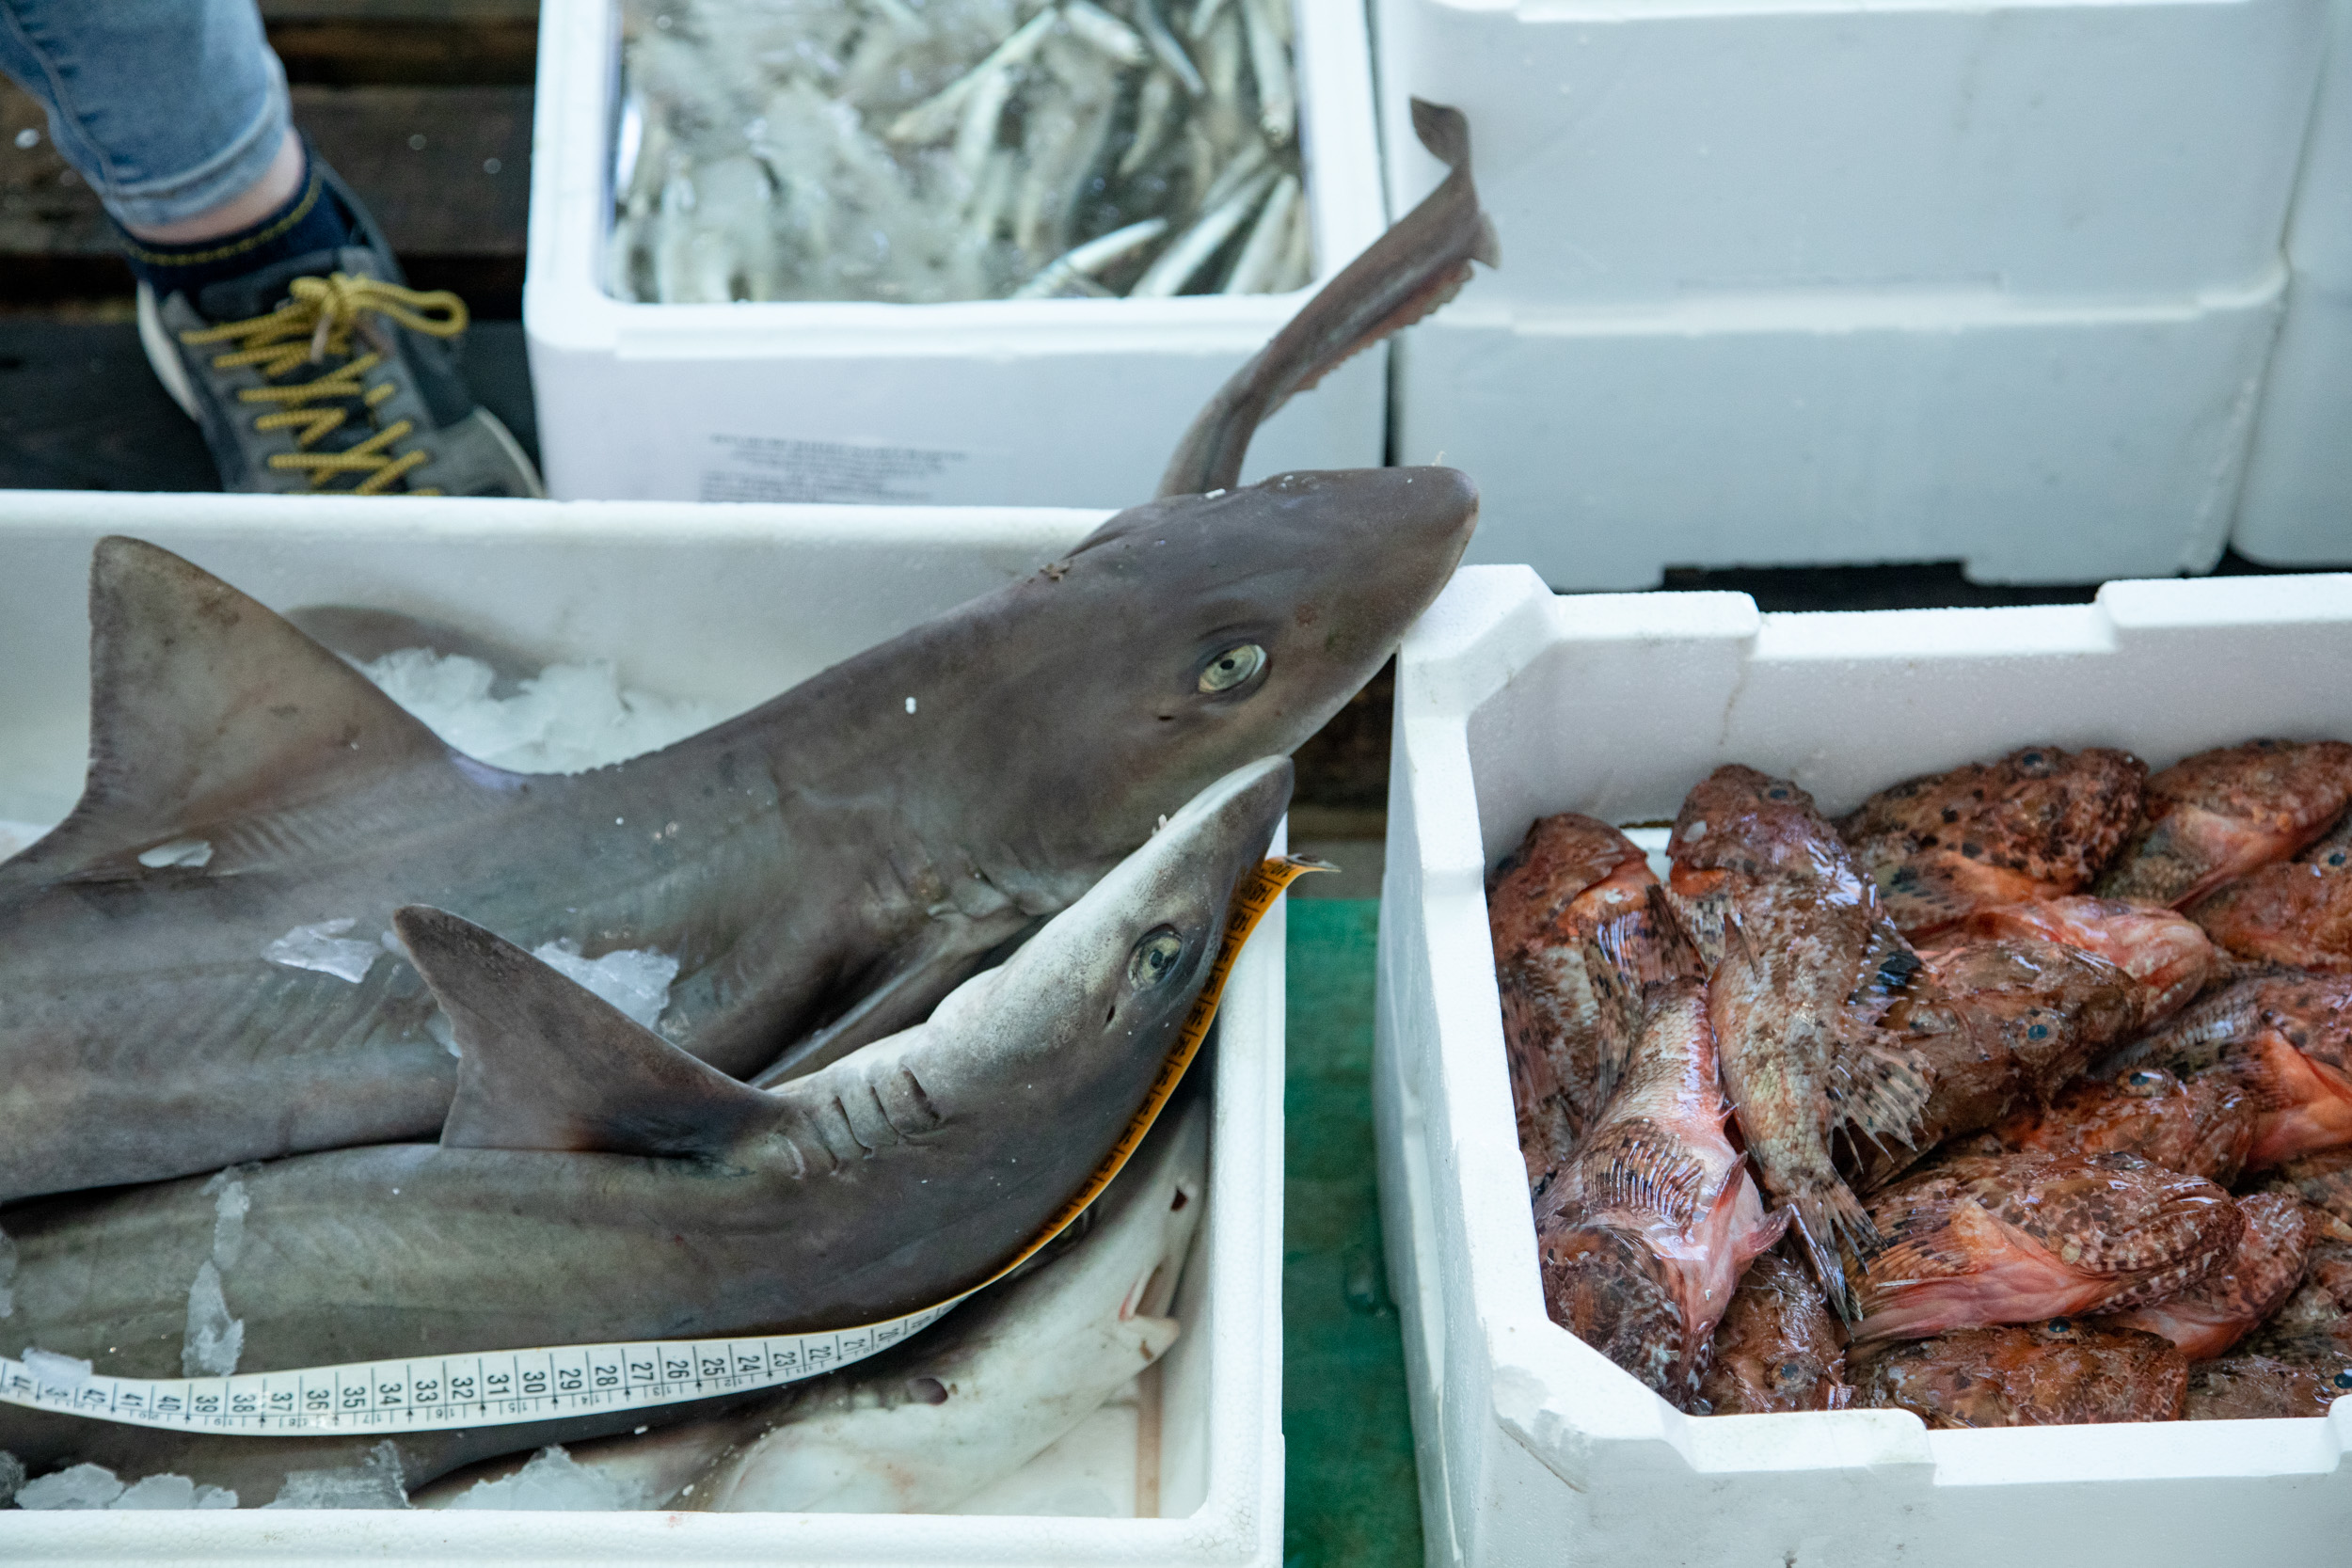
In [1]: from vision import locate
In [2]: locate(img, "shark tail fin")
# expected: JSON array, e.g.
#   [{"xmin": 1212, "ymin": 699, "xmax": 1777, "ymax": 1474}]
[
  {"xmin": 1, "ymin": 538, "xmax": 458, "ymax": 895},
  {"xmin": 1155, "ymin": 98, "xmax": 1498, "ymax": 499},
  {"xmin": 396, "ymin": 906, "xmax": 776, "ymax": 1159}
]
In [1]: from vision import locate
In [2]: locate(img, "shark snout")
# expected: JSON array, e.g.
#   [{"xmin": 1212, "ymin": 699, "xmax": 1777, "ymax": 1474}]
[{"xmin": 1359, "ymin": 466, "xmax": 1478, "ymax": 578}]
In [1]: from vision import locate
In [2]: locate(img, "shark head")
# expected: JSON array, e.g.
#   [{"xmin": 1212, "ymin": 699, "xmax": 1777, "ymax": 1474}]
[
  {"xmin": 932, "ymin": 470, "xmax": 1471, "ymax": 863},
  {"xmin": 923, "ymin": 754, "xmax": 1293, "ymax": 1079}
]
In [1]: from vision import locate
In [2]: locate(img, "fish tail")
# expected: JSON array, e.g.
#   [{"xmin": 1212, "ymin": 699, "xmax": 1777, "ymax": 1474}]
[
  {"xmin": 1787, "ymin": 1180, "xmax": 1881, "ymax": 1323},
  {"xmin": 1156, "ymin": 98, "xmax": 1497, "ymax": 497}
]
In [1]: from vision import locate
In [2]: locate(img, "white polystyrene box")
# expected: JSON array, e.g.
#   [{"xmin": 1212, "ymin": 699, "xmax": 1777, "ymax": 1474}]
[
  {"xmin": 525, "ymin": 0, "xmax": 1387, "ymax": 508},
  {"xmin": 0, "ymin": 490, "xmax": 1284, "ymax": 1567},
  {"xmin": 2233, "ymin": 276, "xmax": 2352, "ymax": 567},
  {"xmin": 1375, "ymin": 564, "xmax": 2352, "ymax": 1568},
  {"xmin": 1391, "ymin": 281, "xmax": 2287, "ymax": 590},
  {"xmin": 1373, "ymin": 0, "xmax": 2328, "ymax": 308},
  {"xmin": 2228, "ymin": 0, "xmax": 2352, "ymax": 568},
  {"xmin": 2282, "ymin": 0, "xmax": 2352, "ymax": 284}
]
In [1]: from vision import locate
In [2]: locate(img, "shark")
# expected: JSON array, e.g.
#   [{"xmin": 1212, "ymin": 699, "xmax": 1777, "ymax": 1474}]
[
  {"xmin": 415, "ymin": 1093, "xmax": 1211, "ymax": 1513},
  {"xmin": 0, "ymin": 757, "xmax": 1285, "ymax": 1502},
  {"xmin": 0, "ymin": 102, "xmax": 1491, "ymax": 1205}
]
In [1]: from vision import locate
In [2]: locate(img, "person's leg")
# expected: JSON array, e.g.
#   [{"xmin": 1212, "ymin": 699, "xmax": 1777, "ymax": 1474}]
[
  {"xmin": 0, "ymin": 0, "xmax": 541, "ymax": 497},
  {"xmin": 0, "ymin": 0, "xmax": 291, "ymax": 230}
]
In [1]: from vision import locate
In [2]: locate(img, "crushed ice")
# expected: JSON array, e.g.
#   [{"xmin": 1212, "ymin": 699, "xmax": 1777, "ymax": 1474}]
[
  {"xmin": 358, "ymin": 648, "xmax": 716, "ymax": 774},
  {"xmin": 532, "ymin": 940, "xmax": 681, "ymax": 1031},
  {"xmin": 204, "ymin": 1168, "xmax": 252, "ymax": 1269},
  {"xmin": 8, "ymin": 1461, "xmax": 237, "ymax": 1511},
  {"xmin": 264, "ymin": 919, "xmax": 383, "ymax": 984},
  {"xmin": 182, "ymin": 1260, "xmax": 244, "ymax": 1378},
  {"xmin": 112, "ymin": 1473, "xmax": 238, "ymax": 1510},
  {"xmin": 14, "ymin": 1463, "xmax": 122, "ymax": 1511},
  {"xmin": 22, "ymin": 1348, "xmax": 90, "ymax": 1395},
  {"xmin": 442, "ymin": 1445, "xmax": 651, "ymax": 1511},
  {"xmin": 136, "ymin": 836, "xmax": 214, "ymax": 870},
  {"xmin": 265, "ymin": 1440, "xmax": 411, "ymax": 1510}
]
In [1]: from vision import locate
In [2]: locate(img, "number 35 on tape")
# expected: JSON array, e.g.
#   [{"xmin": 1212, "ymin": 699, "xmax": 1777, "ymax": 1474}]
[{"xmin": 0, "ymin": 856, "xmax": 1323, "ymax": 1437}]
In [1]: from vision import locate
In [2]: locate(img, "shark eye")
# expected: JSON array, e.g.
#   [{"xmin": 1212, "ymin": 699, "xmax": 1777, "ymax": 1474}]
[
  {"xmin": 1198, "ymin": 643, "xmax": 1265, "ymax": 694},
  {"xmin": 1128, "ymin": 927, "xmax": 1185, "ymax": 989}
]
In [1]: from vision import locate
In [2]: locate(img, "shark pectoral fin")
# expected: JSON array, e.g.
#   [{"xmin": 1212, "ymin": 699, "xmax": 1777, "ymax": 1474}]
[
  {"xmin": 1, "ymin": 538, "xmax": 459, "ymax": 893},
  {"xmin": 395, "ymin": 906, "xmax": 777, "ymax": 1159}
]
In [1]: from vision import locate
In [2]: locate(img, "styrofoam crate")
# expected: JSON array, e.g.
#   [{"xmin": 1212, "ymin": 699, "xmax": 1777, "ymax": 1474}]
[
  {"xmin": 1375, "ymin": 563, "xmax": 2352, "ymax": 1568},
  {"xmin": 2283, "ymin": 0, "xmax": 2352, "ymax": 284},
  {"xmin": 2228, "ymin": 0, "xmax": 2352, "ymax": 568},
  {"xmin": 0, "ymin": 490, "xmax": 1284, "ymax": 1565},
  {"xmin": 524, "ymin": 1, "xmax": 1386, "ymax": 508},
  {"xmin": 1392, "ymin": 281, "xmax": 2285, "ymax": 590},
  {"xmin": 2233, "ymin": 275, "xmax": 2352, "ymax": 568},
  {"xmin": 1374, "ymin": 0, "xmax": 2328, "ymax": 308}
]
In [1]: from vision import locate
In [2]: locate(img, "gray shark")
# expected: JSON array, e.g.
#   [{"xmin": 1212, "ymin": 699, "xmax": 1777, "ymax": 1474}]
[
  {"xmin": 0, "ymin": 102, "xmax": 1490, "ymax": 1205},
  {"xmin": 0, "ymin": 757, "xmax": 1285, "ymax": 1502},
  {"xmin": 415, "ymin": 1093, "xmax": 1210, "ymax": 1513}
]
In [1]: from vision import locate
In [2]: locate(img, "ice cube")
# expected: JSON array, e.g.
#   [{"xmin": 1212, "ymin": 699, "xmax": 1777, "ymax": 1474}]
[
  {"xmin": 358, "ymin": 648, "xmax": 715, "ymax": 774},
  {"xmin": 263, "ymin": 919, "xmax": 382, "ymax": 984},
  {"xmin": 23, "ymin": 1347, "xmax": 91, "ymax": 1395},
  {"xmin": 15, "ymin": 1463, "xmax": 124, "ymax": 1511},
  {"xmin": 203, "ymin": 1171, "xmax": 252, "ymax": 1269},
  {"xmin": 110, "ymin": 1473, "xmax": 237, "ymax": 1510},
  {"xmin": 0, "ymin": 1450, "xmax": 24, "ymax": 1507},
  {"xmin": 182, "ymin": 1260, "xmax": 244, "ymax": 1379},
  {"xmin": 532, "ymin": 939, "xmax": 682, "ymax": 1031},
  {"xmin": 136, "ymin": 837, "xmax": 214, "ymax": 869},
  {"xmin": 265, "ymin": 1440, "xmax": 410, "ymax": 1510},
  {"xmin": 443, "ymin": 1445, "xmax": 649, "ymax": 1511}
]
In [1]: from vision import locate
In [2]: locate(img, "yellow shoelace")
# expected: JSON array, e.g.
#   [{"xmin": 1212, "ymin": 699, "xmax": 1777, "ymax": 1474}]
[{"xmin": 178, "ymin": 273, "xmax": 469, "ymax": 496}]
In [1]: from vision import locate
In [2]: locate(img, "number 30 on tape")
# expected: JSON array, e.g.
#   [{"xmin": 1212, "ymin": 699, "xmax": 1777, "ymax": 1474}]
[{"xmin": 0, "ymin": 857, "xmax": 1322, "ymax": 1437}]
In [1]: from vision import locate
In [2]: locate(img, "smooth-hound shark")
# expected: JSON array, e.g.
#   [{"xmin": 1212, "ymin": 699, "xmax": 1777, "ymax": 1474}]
[{"xmin": 0, "ymin": 103, "xmax": 1494, "ymax": 1202}]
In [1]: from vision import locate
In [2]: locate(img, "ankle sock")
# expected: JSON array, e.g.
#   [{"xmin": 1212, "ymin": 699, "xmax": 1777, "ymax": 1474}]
[{"xmin": 116, "ymin": 141, "xmax": 369, "ymax": 309}]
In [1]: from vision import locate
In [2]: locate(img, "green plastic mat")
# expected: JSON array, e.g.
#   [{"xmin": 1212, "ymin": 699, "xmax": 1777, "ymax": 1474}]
[{"xmin": 1283, "ymin": 897, "xmax": 1423, "ymax": 1568}]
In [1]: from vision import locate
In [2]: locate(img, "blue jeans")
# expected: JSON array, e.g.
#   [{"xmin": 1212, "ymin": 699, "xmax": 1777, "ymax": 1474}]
[{"xmin": 0, "ymin": 0, "xmax": 289, "ymax": 229}]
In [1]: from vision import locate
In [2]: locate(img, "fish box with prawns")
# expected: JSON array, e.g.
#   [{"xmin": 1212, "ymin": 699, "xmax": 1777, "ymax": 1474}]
[{"xmin": 1375, "ymin": 566, "xmax": 2352, "ymax": 1568}]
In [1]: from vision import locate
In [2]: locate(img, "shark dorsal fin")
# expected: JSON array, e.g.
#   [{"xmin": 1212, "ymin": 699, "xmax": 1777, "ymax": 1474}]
[
  {"xmin": 2, "ymin": 538, "xmax": 454, "ymax": 891},
  {"xmin": 396, "ymin": 906, "xmax": 778, "ymax": 1159}
]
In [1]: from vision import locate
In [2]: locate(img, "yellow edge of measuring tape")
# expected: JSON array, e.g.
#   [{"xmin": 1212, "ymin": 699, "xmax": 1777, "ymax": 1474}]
[
  {"xmin": 977, "ymin": 853, "xmax": 1324, "ymax": 1289},
  {"xmin": 0, "ymin": 857, "xmax": 1322, "ymax": 1438}
]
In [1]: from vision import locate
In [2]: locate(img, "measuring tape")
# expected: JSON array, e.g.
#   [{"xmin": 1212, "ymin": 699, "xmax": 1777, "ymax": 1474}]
[{"xmin": 0, "ymin": 857, "xmax": 1323, "ymax": 1438}]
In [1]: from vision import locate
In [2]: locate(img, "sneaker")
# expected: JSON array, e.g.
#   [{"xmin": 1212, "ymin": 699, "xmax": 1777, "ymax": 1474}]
[{"xmin": 135, "ymin": 163, "xmax": 543, "ymax": 498}]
